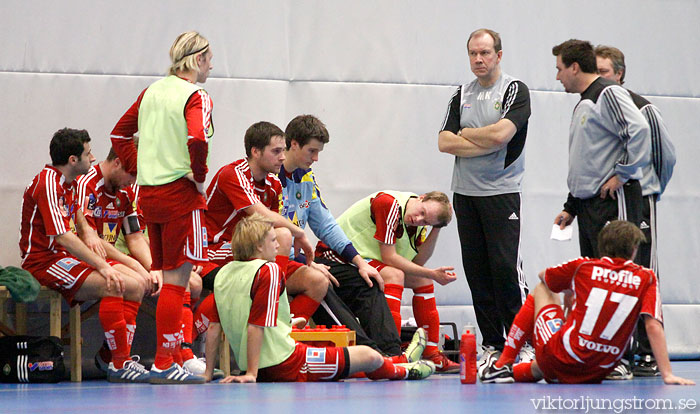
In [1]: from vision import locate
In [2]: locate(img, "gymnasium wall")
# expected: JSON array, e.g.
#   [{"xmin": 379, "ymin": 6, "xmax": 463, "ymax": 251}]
[{"xmin": 1, "ymin": 0, "xmax": 698, "ymax": 356}]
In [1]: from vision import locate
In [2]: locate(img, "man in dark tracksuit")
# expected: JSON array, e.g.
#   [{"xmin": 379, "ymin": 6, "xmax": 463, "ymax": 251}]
[
  {"xmin": 438, "ymin": 28, "xmax": 531, "ymax": 364},
  {"xmin": 596, "ymin": 45, "xmax": 676, "ymax": 377},
  {"xmin": 552, "ymin": 39, "xmax": 651, "ymax": 380}
]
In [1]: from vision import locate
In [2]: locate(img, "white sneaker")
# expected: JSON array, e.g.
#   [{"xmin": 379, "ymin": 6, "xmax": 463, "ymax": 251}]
[
  {"xmin": 517, "ymin": 343, "xmax": 536, "ymax": 364},
  {"xmin": 478, "ymin": 346, "xmax": 500, "ymax": 373},
  {"xmin": 182, "ymin": 357, "xmax": 207, "ymax": 375}
]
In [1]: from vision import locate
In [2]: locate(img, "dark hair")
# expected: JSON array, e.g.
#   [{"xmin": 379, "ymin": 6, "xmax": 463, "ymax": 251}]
[
  {"xmin": 597, "ymin": 220, "xmax": 646, "ymax": 259},
  {"xmin": 552, "ymin": 39, "xmax": 597, "ymax": 74},
  {"xmin": 595, "ymin": 45, "xmax": 626, "ymax": 85},
  {"xmin": 467, "ymin": 28, "xmax": 502, "ymax": 53},
  {"xmin": 244, "ymin": 121, "xmax": 285, "ymax": 157},
  {"xmin": 284, "ymin": 115, "xmax": 329, "ymax": 149},
  {"xmin": 49, "ymin": 128, "xmax": 91, "ymax": 166}
]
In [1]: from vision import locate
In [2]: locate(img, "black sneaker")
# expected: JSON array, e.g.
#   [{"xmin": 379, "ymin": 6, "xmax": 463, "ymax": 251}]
[
  {"xmin": 632, "ymin": 355, "xmax": 660, "ymax": 377},
  {"xmin": 478, "ymin": 352, "xmax": 514, "ymax": 383},
  {"xmin": 605, "ymin": 359, "xmax": 633, "ymax": 380}
]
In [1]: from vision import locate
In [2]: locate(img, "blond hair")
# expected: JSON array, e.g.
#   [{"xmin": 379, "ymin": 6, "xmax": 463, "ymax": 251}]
[
  {"xmin": 168, "ymin": 31, "xmax": 209, "ymax": 76},
  {"xmin": 231, "ymin": 214, "xmax": 274, "ymax": 261}
]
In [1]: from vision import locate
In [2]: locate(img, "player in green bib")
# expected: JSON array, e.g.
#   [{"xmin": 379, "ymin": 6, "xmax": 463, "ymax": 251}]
[
  {"xmin": 203, "ymin": 214, "xmax": 435, "ymax": 383},
  {"xmin": 317, "ymin": 190, "xmax": 460, "ymax": 373}
]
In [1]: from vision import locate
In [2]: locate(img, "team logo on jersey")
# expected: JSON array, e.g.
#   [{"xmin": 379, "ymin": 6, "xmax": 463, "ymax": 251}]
[
  {"xmin": 57, "ymin": 257, "xmax": 81, "ymax": 272},
  {"xmin": 418, "ymin": 227, "xmax": 427, "ymax": 244},
  {"xmin": 103, "ymin": 222, "xmax": 118, "ymax": 243},
  {"xmin": 296, "ymin": 191, "xmax": 302, "ymax": 200},
  {"xmin": 590, "ymin": 266, "xmax": 641, "ymax": 289},
  {"xmin": 577, "ymin": 337, "xmax": 620, "ymax": 355},
  {"xmin": 105, "ymin": 210, "xmax": 121, "ymax": 219},
  {"xmin": 28, "ymin": 361, "xmax": 54, "ymax": 372},
  {"xmin": 87, "ymin": 194, "xmax": 96, "ymax": 211},
  {"xmin": 58, "ymin": 196, "xmax": 69, "ymax": 218},
  {"xmin": 115, "ymin": 198, "xmax": 121, "ymax": 208},
  {"xmin": 306, "ymin": 348, "xmax": 327, "ymax": 363},
  {"xmin": 545, "ymin": 318, "xmax": 562, "ymax": 333},
  {"xmin": 494, "ymin": 101, "xmax": 501, "ymax": 111}
]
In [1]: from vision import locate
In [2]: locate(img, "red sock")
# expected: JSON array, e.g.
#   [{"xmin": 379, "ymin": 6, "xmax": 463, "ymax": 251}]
[
  {"xmin": 154, "ymin": 284, "xmax": 185, "ymax": 370},
  {"xmin": 383, "ymin": 284, "xmax": 404, "ymax": 334},
  {"xmin": 289, "ymin": 294, "xmax": 320, "ymax": 323},
  {"xmin": 366, "ymin": 357, "xmax": 407, "ymax": 381},
  {"xmin": 122, "ymin": 300, "xmax": 140, "ymax": 352},
  {"xmin": 412, "ymin": 284, "xmax": 440, "ymax": 356},
  {"xmin": 180, "ymin": 291, "xmax": 195, "ymax": 361},
  {"xmin": 389, "ymin": 354, "xmax": 408, "ymax": 364},
  {"xmin": 99, "ymin": 296, "xmax": 129, "ymax": 369},
  {"xmin": 496, "ymin": 294, "xmax": 535, "ymax": 368},
  {"xmin": 194, "ymin": 294, "xmax": 216, "ymax": 336},
  {"xmin": 514, "ymin": 362, "xmax": 538, "ymax": 382}
]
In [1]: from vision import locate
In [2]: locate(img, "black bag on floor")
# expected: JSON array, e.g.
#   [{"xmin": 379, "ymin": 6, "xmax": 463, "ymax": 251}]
[{"xmin": 0, "ymin": 336, "xmax": 66, "ymax": 383}]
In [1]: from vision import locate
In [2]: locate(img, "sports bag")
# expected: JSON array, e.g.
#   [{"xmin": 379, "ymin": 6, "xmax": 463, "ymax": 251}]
[{"xmin": 0, "ymin": 336, "xmax": 66, "ymax": 383}]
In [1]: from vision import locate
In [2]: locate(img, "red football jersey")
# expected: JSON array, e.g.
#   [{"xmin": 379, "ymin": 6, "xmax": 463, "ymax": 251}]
[
  {"xmin": 19, "ymin": 166, "xmax": 77, "ymax": 268},
  {"xmin": 74, "ymin": 165, "xmax": 137, "ymax": 244},
  {"xmin": 544, "ymin": 256, "xmax": 661, "ymax": 370},
  {"xmin": 248, "ymin": 262, "xmax": 286, "ymax": 327},
  {"xmin": 370, "ymin": 192, "xmax": 425, "ymax": 247},
  {"xmin": 204, "ymin": 159, "xmax": 282, "ymax": 244}
]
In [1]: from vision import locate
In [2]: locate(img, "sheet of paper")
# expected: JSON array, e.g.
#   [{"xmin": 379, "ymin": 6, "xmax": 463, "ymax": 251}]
[{"xmin": 550, "ymin": 224, "xmax": 573, "ymax": 241}]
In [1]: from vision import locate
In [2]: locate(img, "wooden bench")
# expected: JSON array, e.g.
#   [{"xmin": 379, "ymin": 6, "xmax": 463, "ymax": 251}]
[{"xmin": 0, "ymin": 286, "xmax": 83, "ymax": 381}]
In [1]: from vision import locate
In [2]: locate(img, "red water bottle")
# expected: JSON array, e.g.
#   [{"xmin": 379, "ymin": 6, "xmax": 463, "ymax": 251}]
[{"xmin": 460, "ymin": 325, "xmax": 477, "ymax": 384}]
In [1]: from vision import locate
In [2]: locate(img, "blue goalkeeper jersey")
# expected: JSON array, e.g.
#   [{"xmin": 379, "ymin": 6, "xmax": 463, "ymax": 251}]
[{"xmin": 278, "ymin": 165, "xmax": 359, "ymax": 262}]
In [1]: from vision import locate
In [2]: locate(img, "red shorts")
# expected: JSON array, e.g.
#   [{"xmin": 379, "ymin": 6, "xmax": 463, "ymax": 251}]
[
  {"xmin": 285, "ymin": 261, "xmax": 304, "ymax": 280},
  {"xmin": 367, "ymin": 259, "xmax": 387, "ymax": 272},
  {"xmin": 24, "ymin": 253, "xmax": 94, "ymax": 306},
  {"xmin": 147, "ymin": 209, "xmax": 208, "ymax": 271},
  {"xmin": 533, "ymin": 305, "xmax": 608, "ymax": 384},
  {"xmin": 207, "ymin": 241, "xmax": 233, "ymax": 267},
  {"xmin": 257, "ymin": 342, "xmax": 349, "ymax": 382}
]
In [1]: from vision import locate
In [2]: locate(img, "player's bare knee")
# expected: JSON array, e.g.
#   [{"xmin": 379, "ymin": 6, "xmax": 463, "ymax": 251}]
[
  {"xmin": 123, "ymin": 275, "xmax": 145, "ymax": 302},
  {"xmin": 349, "ymin": 345, "xmax": 383, "ymax": 372},
  {"xmin": 533, "ymin": 282, "xmax": 559, "ymax": 306},
  {"xmin": 189, "ymin": 272, "xmax": 203, "ymax": 298},
  {"xmin": 275, "ymin": 227, "xmax": 293, "ymax": 254},
  {"xmin": 305, "ymin": 268, "xmax": 329, "ymax": 299},
  {"xmin": 381, "ymin": 267, "xmax": 404, "ymax": 286}
]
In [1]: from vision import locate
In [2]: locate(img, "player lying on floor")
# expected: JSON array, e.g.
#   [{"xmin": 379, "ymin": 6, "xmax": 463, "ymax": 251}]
[
  {"xmin": 202, "ymin": 214, "xmax": 435, "ymax": 383},
  {"xmin": 478, "ymin": 220, "xmax": 694, "ymax": 385}
]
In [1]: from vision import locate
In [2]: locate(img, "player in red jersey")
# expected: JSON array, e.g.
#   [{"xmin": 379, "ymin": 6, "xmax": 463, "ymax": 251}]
[
  {"xmin": 195, "ymin": 122, "xmax": 333, "ymax": 335},
  {"xmin": 317, "ymin": 191, "xmax": 460, "ymax": 372},
  {"xmin": 74, "ymin": 148, "xmax": 170, "ymax": 373},
  {"xmin": 202, "ymin": 214, "xmax": 434, "ymax": 383},
  {"xmin": 110, "ymin": 31, "xmax": 213, "ymax": 383},
  {"xmin": 479, "ymin": 220, "xmax": 694, "ymax": 385},
  {"xmin": 20, "ymin": 128, "xmax": 150, "ymax": 382}
]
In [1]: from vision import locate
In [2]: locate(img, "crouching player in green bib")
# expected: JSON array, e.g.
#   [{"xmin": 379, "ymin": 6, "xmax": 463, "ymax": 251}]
[{"xmin": 204, "ymin": 214, "xmax": 435, "ymax": 383}]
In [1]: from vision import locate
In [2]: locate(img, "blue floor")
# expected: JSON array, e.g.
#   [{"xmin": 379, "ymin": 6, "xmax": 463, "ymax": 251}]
[{"xmin": 2, "ymin": 361, "xmax": 698, "ymax": 413}]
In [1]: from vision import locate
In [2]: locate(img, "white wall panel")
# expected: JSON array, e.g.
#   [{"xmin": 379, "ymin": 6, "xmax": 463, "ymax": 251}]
[{"xmin": 1, "ymin": 0, "xmax": 699, "ymax": 355}]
